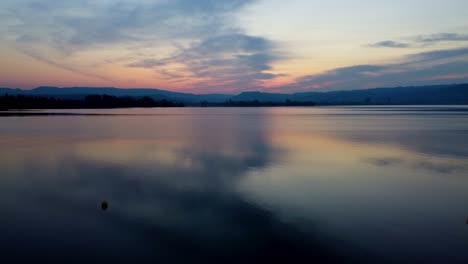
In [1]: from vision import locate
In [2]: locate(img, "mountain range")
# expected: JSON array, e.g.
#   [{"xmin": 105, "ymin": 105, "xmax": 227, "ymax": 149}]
[{"xmin": 1, "ymin": 83, "xmax": 468, "ymax": 105}]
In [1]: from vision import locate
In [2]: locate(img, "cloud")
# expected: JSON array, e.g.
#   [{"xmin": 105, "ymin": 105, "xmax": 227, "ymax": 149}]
[
  {"xmin": 283, "ymin": 47, "xmax": 468, "ymax": 92},
  {"xmin": 368, "ymin": 40, "xmax": 410, "ymax": 48},
  {"xmin": 1, "ymin": 0, "xmax": 255, "ymax": 51},
  {"xmin": 415, "ymin": 33, "xmax": 468, "ymax": 43},
  {"xmin": 367, "ymin": 32, "xmax": 468, "ymax": 49},
  {"xmin": 1, "ymin": 0, "xmax": 284, "ymax": 92},
  {"xmin": 405, "ymin": 47, "xmax": 468, "ymax": 63},
  {"xmin": 364, "ymin": 157, "xmax": 404, "ymax": 167},
  {"xmin": 2, "ymin": 1, "xmax": 467, "ymax": 92},
  {"xmin": 128, "ymin": 34, "xmax": 285, "ymax": 92},
  {"xmin": 127, "ymin": 59, "xmax": 168, "ymax": 69}
]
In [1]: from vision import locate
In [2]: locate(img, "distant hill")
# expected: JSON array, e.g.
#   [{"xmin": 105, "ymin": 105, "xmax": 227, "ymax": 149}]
[
  {"xmin": 1, "ymin": 84, "xmax": 468, "ymax": 105},
  {"xmin": 232, "ymin": 84, "xmax": 468, "ymax": 105},
  {"xmin": 0, "ymin": 86, "xmax": 231, "ymax": 103}
]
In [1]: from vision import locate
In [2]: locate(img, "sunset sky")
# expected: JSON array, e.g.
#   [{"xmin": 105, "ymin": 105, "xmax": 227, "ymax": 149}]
[{"xmin": 1, "ymin": 0, "xmax": 468, "ymax": 93}]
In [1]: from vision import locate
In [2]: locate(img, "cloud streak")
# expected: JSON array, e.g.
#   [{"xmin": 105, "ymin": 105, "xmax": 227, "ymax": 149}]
[
  {"xmin": 283, "ymin": 47, "xmax": 468, "ymax": 92},
  {"xmin": 415, "ymin": 33, "xmax": 468, "ymax": 43},
  {"xmin": 17, "ymin": 46, "xmax": 113, "ymax": 82},
  {"xmin": 368, "ymin": 32, "xmax": 468, "ymax": 49},
  {"xmin": 368, "ymin": 41, "xmax": 410, "ymax": 48}
]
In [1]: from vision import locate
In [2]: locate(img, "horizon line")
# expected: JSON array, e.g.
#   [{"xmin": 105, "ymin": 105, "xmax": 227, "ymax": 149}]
[{"xmin": 1, "ymin": 83, "xmax": 467, "ymax": 96}]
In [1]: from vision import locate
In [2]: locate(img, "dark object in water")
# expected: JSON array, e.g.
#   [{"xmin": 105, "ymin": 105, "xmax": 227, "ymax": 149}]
[{"xmin": 101, "ymin": 200, "xmax": 109, "ymax": 210}]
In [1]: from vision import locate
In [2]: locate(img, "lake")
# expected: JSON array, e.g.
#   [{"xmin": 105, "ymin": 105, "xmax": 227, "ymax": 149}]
[{"xmin": 1, "ymin": 106, "xmax": 467, "ymax": 263}]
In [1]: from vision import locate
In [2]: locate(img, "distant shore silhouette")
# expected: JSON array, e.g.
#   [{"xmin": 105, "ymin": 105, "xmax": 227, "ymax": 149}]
[{"xmin": 0, "ymin": 94, "xmax": 316, "ymax": 109}]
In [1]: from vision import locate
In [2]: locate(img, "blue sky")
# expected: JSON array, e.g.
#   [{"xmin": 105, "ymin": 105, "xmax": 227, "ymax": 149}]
[{"xmin": 1, "ymin": 0, "xmax": 467, "ymax": 93}]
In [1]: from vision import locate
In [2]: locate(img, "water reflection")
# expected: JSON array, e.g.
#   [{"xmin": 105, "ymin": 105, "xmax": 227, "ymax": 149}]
[
  {"xmin": 238, "ymin": 107, "xmax": 468, "ymax": 263},
  {"xmin": 0, "ymin": 107, "xmax": 467, "ymax": 263},
  {"xmin": 0, "ymin": 109, "xmax": 351, "ymax": 263}
]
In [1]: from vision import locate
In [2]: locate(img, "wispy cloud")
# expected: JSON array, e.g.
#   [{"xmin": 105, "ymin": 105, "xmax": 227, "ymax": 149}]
[
  {"xmin": 128, "ymin": 34, "xmax": 285, "ymax": 92},
  {"xmin": 368, "ymin": 40, "xmax": 410, "ymax": 48},
  {"xmin": 415, "ymin": 33, "xmax": 468, "ymax": 43},
  {"xmin": 1, "ymin": 0, "xmax": 256, "ymax": 52},
  {"xmin": 17, "ymin": 46, "xmax": 113, "ymax": 82},
  {"xmin": 368, "ymin": 32, "xmax": 468, "ymax": 49}
]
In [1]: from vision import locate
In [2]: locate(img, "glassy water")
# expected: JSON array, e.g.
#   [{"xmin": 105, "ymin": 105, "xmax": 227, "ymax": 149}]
[{"xmin": 1, "ymin": 106, "xmax": 467, "ymax": 263}]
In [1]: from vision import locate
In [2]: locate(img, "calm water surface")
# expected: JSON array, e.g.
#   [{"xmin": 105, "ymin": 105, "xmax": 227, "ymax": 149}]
[{"xmin": 1, "ymin": 106, "xmax": 467, "ymax": 263}]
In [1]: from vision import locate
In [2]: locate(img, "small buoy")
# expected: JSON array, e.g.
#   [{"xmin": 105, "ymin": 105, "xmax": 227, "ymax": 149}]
[{"xmin": 101, "ymin": 200, "xmax": 109, "ymax": 211}]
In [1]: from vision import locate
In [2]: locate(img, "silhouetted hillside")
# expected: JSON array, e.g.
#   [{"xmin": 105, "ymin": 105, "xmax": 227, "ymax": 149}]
[
  {"xmin": 291, "ymin": 84, "xmax": 468, "ymax": 104},
  {"xmin": 0, "ymin": 86, "xmax": 230, "ymax": 103},
  {"xmin": 1, "ymin": 83, "xmax": 468, "ymax": 106},
  {"xmin": 230, "ymin": 84, "xmax": 468, "ymax": 105}
]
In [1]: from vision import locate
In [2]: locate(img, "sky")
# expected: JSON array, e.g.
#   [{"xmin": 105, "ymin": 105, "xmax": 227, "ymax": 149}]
[{"xmin": 1, "ymin": 0, "xmax": 468, "ymax": 93}]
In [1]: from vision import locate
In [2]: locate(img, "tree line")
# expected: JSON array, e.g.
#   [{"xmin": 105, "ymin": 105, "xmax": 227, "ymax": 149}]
[
  {"xmin": 0, "ymin": 94, "xmax": 185, "ymax": 110},
  {"xmin": 0, "ymin": 94, "xmax": 318, "ymax": 110}
]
